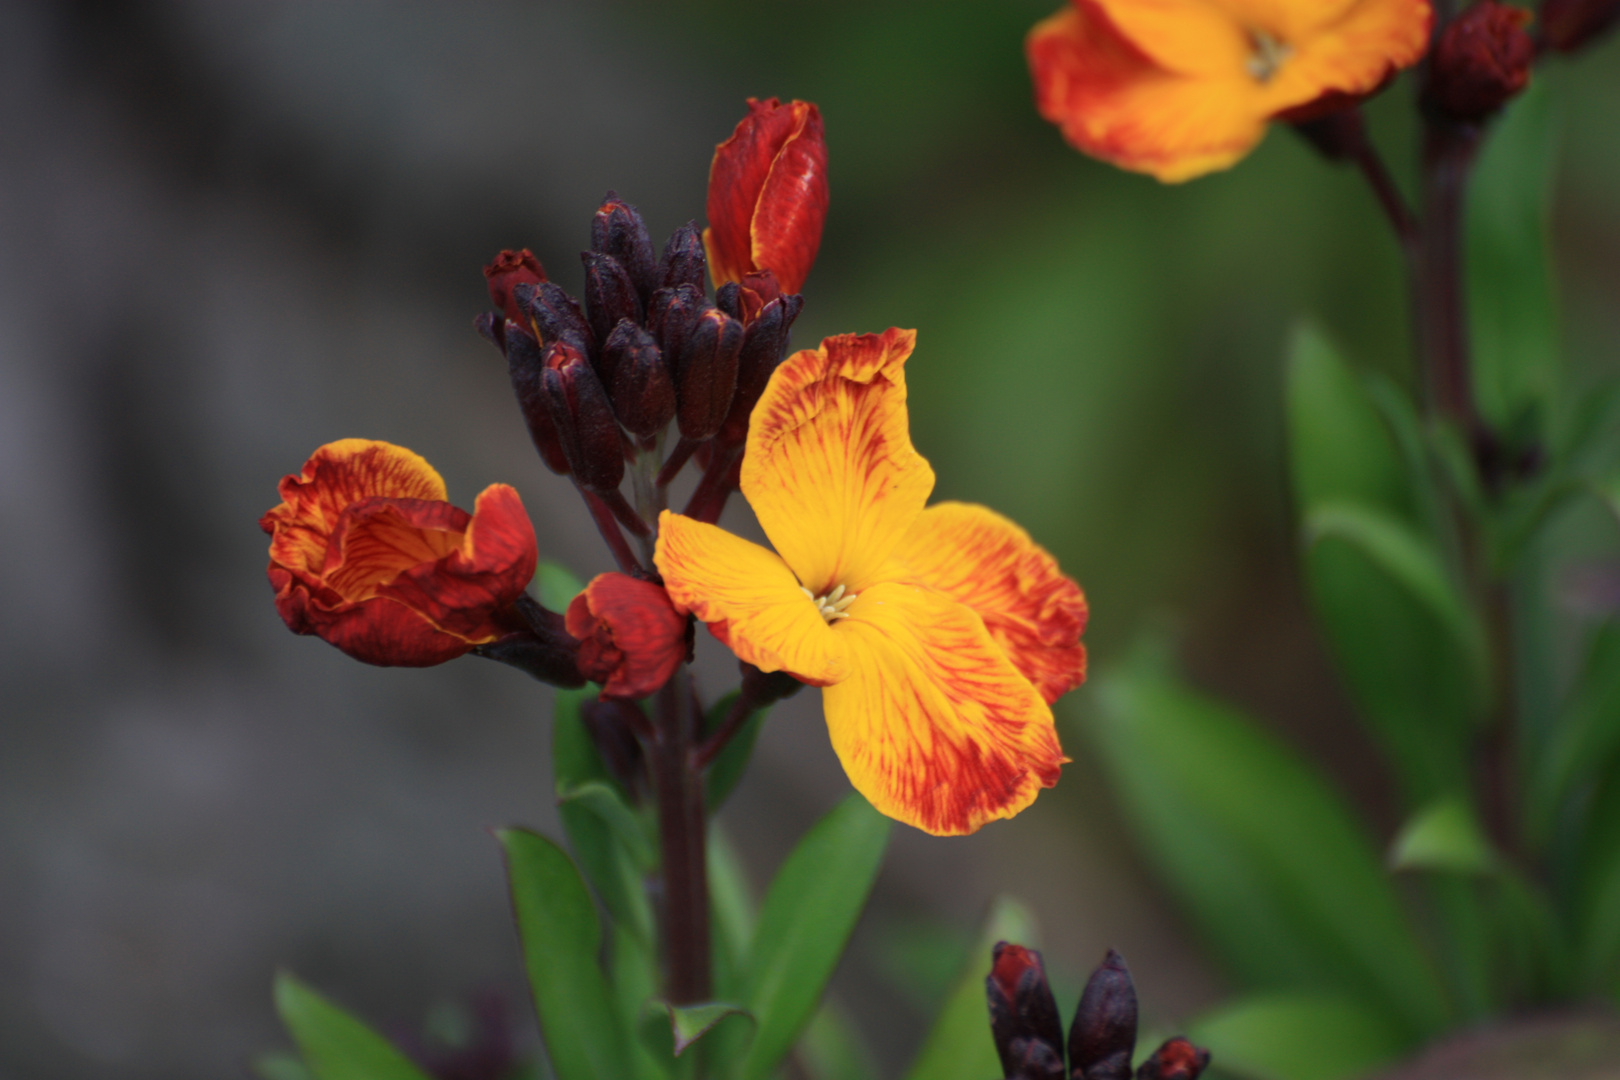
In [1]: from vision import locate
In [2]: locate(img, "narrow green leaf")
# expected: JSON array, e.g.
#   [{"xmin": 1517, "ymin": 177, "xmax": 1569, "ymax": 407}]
[
  {"xmin": 610, "ymin": 923, "xmax": 671, "ymax": 1080},
  {"xmin": 704, "ymin": 691, "xmax": 768, "ymax": 811},
  {"xmin": 1389, "ymin": 796, "xmax": 1496, "ymax": 874},
  {"xmin": 1187, "ymin": 993, "xmax": 1407, "ymax": 1080},
  {"xmin": 800, "ymin": 1001, "xmax": 882, "ymax": 1080},
  {"xmin": 499, "ymin": 828, "xmax": 633, "ymax": 1080},
  {"xmin": 560, "ymin": 780, "xmax": 655, "ymax": 868},
  {"xmin": 537, "ymin": 561, "xmax": 586, "ymax": 612},
  {"xmin": 902, "ymin": 897, "xmax": 1038, "ymax": 1080},
  {"xmin": 1574, "ymin": 767, "xmax": 1620, "ymax": 993},
  {"xmin": 1528, "ymin": 625, "xmax": 1620, "ymax": 843},
  {"xmin": 1305, "ymin": 502, "xmax": 1488, "ymax": 696},
  {"xmin": 709, "ymin": 823, "xmax": 757, "ymax": 996},
  {"xmin": 660, "ymin": 1002, "xmax": 755, "ymax": 1056},
  {"xmin": 273, "ymin": 972, "xmax": 433, "ymax": 1080},
  {"xmin": 1090, "ymin": 659, "xmax": 1448, "ymax": 1038},
  {"xmin": 1468, "ymin": 83, "xmax": 1559, "ymax": 439},
  {"xmin": 738, "ymin": 793, "xmax": 891, "ymax": 1080}
]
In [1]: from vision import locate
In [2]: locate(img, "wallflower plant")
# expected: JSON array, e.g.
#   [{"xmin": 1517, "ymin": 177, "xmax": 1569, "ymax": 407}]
[{"xmin": 258, "ymin": 98, "xmax": 1097, "ymax": 1080}]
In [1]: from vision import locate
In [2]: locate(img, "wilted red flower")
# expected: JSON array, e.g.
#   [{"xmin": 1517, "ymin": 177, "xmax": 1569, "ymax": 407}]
[
  {"xmin": 1425, "ymin": 0, "xmax": 1534, "ymax": 120},
  {"xmin": 705, "ymin": 98, "xmax": 828, "ymax": 296},
  {"xmin": 484, "ymin": 249, "xmax": 547, "ymax": 327},
  {"xmin": 261, "ymin": 439, "xmax": 538, "ymax": 666},
  {"xmin": 566, "ymin": 573, "xmax": 688, "ymax": 698}
]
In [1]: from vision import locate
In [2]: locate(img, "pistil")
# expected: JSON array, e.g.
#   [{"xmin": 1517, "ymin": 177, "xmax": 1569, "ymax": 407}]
[
  {"xmin": 1246, "ymin": 28, "xmax": 1293, "ymax": 82},
  {"xmin": 802, "ymin": 583, "xmax": 859, "ymax": 623}
]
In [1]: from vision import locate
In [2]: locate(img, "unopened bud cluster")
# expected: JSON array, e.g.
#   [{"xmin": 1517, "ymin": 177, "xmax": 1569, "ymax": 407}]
[
  {"xmin": 477, "ymin": 195, "xmax": 803, "ymax": 500},
  {"xmin": 1424, "ymin": 0, "xmax": 1535, "ymax": 121},
  {"xmin": 986, "ymin": 945, "xmax": 1209, "ymax": 1080}
]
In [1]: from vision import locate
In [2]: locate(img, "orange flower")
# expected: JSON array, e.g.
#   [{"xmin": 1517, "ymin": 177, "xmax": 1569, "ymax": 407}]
[
  {"xmin": 566, "ymin": 573, "xmax": 689, "ymax": 699},
  {"xmin": 654, "ymin": 329, "xmax": 1087, "ymax": 835},
  {"xmin": 705, "ymin": 98, "xmax": 828, "ymax": 296},
  {"xmin": 1027, "ymin": 0, "xmax": 1432, "ymax": 181},
  {"xmin": 262, "ymin": 439, "xmax": 538, "ymax": 666}
]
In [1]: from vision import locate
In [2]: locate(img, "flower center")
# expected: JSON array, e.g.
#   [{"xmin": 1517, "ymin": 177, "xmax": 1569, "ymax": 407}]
[
  {"xmin": 802, "ymin": 583, "xmax": 858, "ymax": 623},
  {"xmin": 1246, "ymin": 28, "xmax": 1293, "ymax": 82}
]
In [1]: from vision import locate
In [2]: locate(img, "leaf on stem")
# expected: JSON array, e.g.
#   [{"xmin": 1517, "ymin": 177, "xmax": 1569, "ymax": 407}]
[
  {"xmin": 1187, "ymin": 993, "xmax": 1407, "ymax": 1080},
  {"xmin": 1389, "ymin": 795, "xmax": 1497, "ymax": 874},
  {"xmin": 272, "ymin": 972, "xmax": 433, "ymax": 1080},
  {"xmin": 499, "ymin": 827, "xmax": 634, "ymax": 1080},
  {"xmin": 736, "ymin": 793, "xmax": 891, "ymax": 1080}
]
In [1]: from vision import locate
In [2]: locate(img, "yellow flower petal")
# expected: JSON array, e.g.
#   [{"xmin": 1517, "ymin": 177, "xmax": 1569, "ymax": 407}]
[
  {"xmin": 741, "ymin": 328, "xmax": 935, "ymax": 596},
  {"xmin": 655, "ymin": 510, "xmax": 848, "ymax": 686},
  {"xmin": 824, "ymin": 582, "xmax": 1066, "ymax": 836},
  {"xmin": 895, "ymin": 502, "xmax": 1088, "ymax": 706},
  {"xmin": 1085, "ymin": 0, "xmax": 1252, "ymax": 77}
]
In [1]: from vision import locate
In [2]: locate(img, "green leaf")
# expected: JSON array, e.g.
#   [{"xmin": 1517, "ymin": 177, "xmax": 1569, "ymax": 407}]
[
  {"xmin": 709, "ymin": 823, "xmax": 757, "ymax": 997},
  {"xmin": 499, "ymin": 827, "xmax": 634, "ymax": 1080},
  {"xmin": 903, "ymin": 897, "xmax": 1038, "ymax": 1080},
  {"xmin": 553, "ymin": 690, "xmax": 654, "ymax": 944},
  {"xmin": 1390, "ymin": 795, "xmax": 1497, "ymax": 874},
  {"xmin": 272, "ymin": 972, "xmax": 433, "ymax": 1080},
  {"xmin": 1090, "ymin": 659, "xmax": 1448, "ymax": 1038},
  {"xmin": 799, "ymin": 1001, "xmax": 882, "ymax": 1080},
  {"xmin": 560, "ymin": 780, "xmax": 655, "ymax": 868},
  {"xmin": 704, "ymin": 692, "xmax": 768, "ymax": 811},
  {"xmin": 1187, "ymin": 993, "xmax": 1408, "ymax": 1080},
  {"xmin": 660, "ymin": 1001, "xmax": 754, "ymax": 1056},
  {"xmin": 537, "ymin": 560, "xmax": 586, "ymax": 612},
  {"xmin": 1304, "ymin": 502, "xmax": 1488, "ymax": 699},
  {"xmin": 1527, "ymin": 625, "xmax": 1620, "ymax": 844},
  {"xmin": 1468, "ymin": 83, "xmax": 1559, "ymax": 439},
  {"xmin": 737, "ymin": 793, "xmax": 891, "ymax": 1080},
  {"xmin": 1574, "ymin": 766, "xmax": 1620, "ymax": 993},
  {"xmin": 610, "ymin": 923, "xmax": 671, "ymax": 1080}
]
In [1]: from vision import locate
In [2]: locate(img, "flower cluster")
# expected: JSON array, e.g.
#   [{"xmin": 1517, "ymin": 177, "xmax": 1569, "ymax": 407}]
[{"xmin": 261, "ymin": 98, "xmax": 1088, "ymax": 836}]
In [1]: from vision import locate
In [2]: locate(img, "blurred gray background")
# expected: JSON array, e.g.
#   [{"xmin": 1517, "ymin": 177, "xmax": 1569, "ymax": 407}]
[{"xmin": 1, "ymin": 1, "xmax": 1616, "ymax": 1077}]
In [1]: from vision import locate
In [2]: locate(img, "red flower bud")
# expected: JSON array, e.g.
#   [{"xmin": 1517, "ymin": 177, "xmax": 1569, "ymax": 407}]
[
  {"xmin": 261, "ymin": 440, "xmax": 537, "ymax": 666},
  {"xmin": 582, "ymin": 250, "xmax": 643, "ymax": 351},
  {"xmin": 543, "ymin": 340, "xmax": 625, "ymax": 493},
  {"xmin": 484, "ymin": 249, "xmax": 547, "ymax": 328},
  {"xmin": 1136, "ymin": 1038, "xmax": 1211, "ymax": 1080},
  {"xmin": 1069, "ymin": 950, "xmax": 1138, "ymax": 1080},
  {"xmin": 705, "ymin": 98, "xmax": 828, "ymax": 296},
  {"xmin": 566, "ymin": 573, "xmax": 688, "ymax": 698},
  {"xmin": 718, "ymin": 292, "xmax": 802, "ymax": 445},
  {"xmin": 602, "ymin": 319, "xmax": 676, "ymax": 440},
  {"xmin": 515, "ymin": 280, "xmax": 595, "ymax": 357},
  {"xmin": 660, "ymin": 222, "xmax": 708, "ymax": 295},
  {"xmin": 591, "ymin": 193, "xmax": 658, "ymax": 303},
  {"xmin": 504, "ymin": 322, "xmax": 573, "ymax": 476},
  {"xmin": 1541, "ymin": 0, "xmax": 1620, "ymax": 50},
  {"xmin": 673, "ymin": 307, "xmax": 743, "ymax": 442},
  {"xmin": 986, "ymin": 944, "xmax": 1065, "ymax": 1080},
  {"xmin": 1425, "ymin": 1, "xmax": 1534, "ymax": 121}
]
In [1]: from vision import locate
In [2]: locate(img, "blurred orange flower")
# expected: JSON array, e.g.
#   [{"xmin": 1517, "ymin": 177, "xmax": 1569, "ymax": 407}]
[
  {"xmin": 261, "ymin": 439, "xmax": 537, "ymax": 666},
  {"xmin": 705, "ymin": 98, "xmax": 828, "ymax": 296},
  {"xmin": 655, "ymin": 328, "xmax": 1087, "ymax": 836},
  {"xmin": 1027, "ymin": 0, "xmax": 1432, "ymax": 181}
]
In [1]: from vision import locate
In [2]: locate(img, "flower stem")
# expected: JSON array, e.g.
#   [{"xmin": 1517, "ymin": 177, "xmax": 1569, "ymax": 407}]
[
  {"xmin": 1415, "ymin": 120, "xmax": 1485, "ymax": 443},
  {"xmin": 654, "ymin": 668, "xmax": 711, "ymax": 1003},
  {"xmin": 582, "ymin": 488, "xmax": 644, "ymax": 573}
]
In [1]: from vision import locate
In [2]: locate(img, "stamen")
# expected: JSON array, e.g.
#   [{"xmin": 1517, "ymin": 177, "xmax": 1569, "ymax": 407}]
[
  {"xmin": 803, "ymin": 584, "xmax": 859, "ymax": 623},
  {"xmin": 1246, "ymin": 28, "xmax": 1293, "ymax": 82}
]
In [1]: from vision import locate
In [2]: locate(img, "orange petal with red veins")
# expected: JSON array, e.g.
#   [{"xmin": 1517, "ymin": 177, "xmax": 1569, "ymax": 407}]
[
  {"xmin": 262, "ymin": 439, "xmax": 448, "ymax": 585},
  {"xmin": 741, "ymin": 328, "xmax": 934, "ymax": 596},
  {"xmin": 1028, "ymin": 5, "xmax": 1269, "ymax": 182},
  {"xmin": 824, "ymin": 582, "xmax": 1066, "ymax": 836},
  {"xmin": 704, "ymin": 98, "xmax": 828, "ymax": 295},
  {"xmin": 565, "ymin": 573, "xmax": 688, "ymax": 699},
  {"xmin": 654, "ymin": 510, "xmax": 848, "ymax": 686},
  {"xmin": 895, "ymin": 502, "xmax": 1088, "ymax": 705}
]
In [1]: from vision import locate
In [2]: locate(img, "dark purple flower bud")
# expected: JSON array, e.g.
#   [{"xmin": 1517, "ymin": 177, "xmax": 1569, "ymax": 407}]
[
  {"xmin": 474, "ymin": 310, "xmax": 506, "ymax": 353},
  {"xmin": 1424, "ymin": 0, "xmax": 1535, "ymax": 121},
  {"xmin": 1135, "ymin": 1038, "xmax": 1209, "ymax": 1080},
  {"xmin": 987, "ymin": 943, "xmax": 1065, "ymax": 1080},
  {"xmin": 715, "ymin": 281, "xmax": 742, "ymax": 319},
  {"xmin": 660, "ymin": 222, "xmax": 707, "ymax": 294},
  {"xmin": 1291, "ymin": 106, "xmax": 1370, "ymax": 163},
  {"xmin": 582, "ymin": 251, "xmax": 643, "ymax": 351},
  {"xmin": 602, "ymin": 320, "xmax": 675, "ymax": 440},
  {"xmin": 580, "ymin": 696, "xmax": 649, "ymax": 801},
  {"xmin": 673, "ymin": 308, "xmax": 743, "ymax": 442},
  {"xmin": 504, "ymin": 323, "xmax": 572, "ymax": 476},
  {"xmin": 516, "ymin": 281, "xmax": 595, "ymax": 357},
  {"xmin": 648, "ymin": 285, "xmax": 704, "ymax": 363},
  {"xmin": 718, "ymin": 293, "xmax": 802, "ymax": 444},
  {"xmin": 1541, "ymin": 0, "xmax": 1620, "ymax": 50},
  {"xmin": 542, "ymin": 340, "xmax": 625, "ymax": 493},
  {"xmin": 484, "ymin": 248, "xmax": 547, "ymax": 326},
  {"xmin": 592, "ymin": 193, "xmax": 659, "ymax": 304},
  {"xmin": 1070, "ymin": 950, "xmax": 1137, "ymax": 1080}
]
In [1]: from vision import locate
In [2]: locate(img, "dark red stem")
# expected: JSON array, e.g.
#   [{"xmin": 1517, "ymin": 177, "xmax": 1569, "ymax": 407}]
[
  {"xmin": 656, "ymin": 437, "xmax": 700, "ymax": 488},
  {"xmin": 1415, "ymin": 121, "xmax": 1485, "ymax": 439},
  {"xmin": 653, "ymin": 672, "xmax": 711, "ymax": 1003},
  {"xmin": 581, "ymin": 488, "xmax": 643, "ymax": 573}
]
